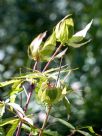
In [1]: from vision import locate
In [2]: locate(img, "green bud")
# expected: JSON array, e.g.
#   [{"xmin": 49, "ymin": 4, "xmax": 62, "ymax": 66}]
[
  {"xmin": 37, "ymin": 82, "xmax": 67, "ymax": 105},
  {"xmin": 55, "ymin": 15, "xmax": 74, "ymax": 45}
]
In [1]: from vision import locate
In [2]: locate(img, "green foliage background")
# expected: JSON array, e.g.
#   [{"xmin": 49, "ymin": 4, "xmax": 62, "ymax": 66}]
[{"xmin": 0, "ymin": 0, "xmax": 102, "ymax": 135}]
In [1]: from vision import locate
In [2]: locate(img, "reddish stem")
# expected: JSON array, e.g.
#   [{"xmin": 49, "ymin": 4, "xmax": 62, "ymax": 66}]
[{"xmin": 42, "ymin": 44, "xmax": 62, "ymax": 72}]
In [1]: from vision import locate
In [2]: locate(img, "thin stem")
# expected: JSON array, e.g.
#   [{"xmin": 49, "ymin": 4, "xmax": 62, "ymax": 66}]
[
  {"xmin": 56, "ymin": 56, "xmax": 63, "ymax": 86},
  {"xmin": 16, "ymin": 62, "xmax": 37, "ymax": 136},
  {"xmin": 39, "ymin": 106, "xmax": 52, "ymax": 136},
  {"xmin": 33, "ymin": 59, "xmax": 39, "ymax": 71},
  {"xmin": 42, "ymin": 44, "xmax": 62, "ymax": 72}
]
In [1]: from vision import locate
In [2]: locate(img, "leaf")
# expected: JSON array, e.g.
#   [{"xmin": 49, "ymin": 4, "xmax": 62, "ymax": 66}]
[
  {"xmin": 55, "ymin": 48, "xmax": 68, "ymax": 58},
  {"xmin": 0, "ymin": 101, "xmax": 5, "ymax": 117},
  {"xmin": 6, "ymin": 120, "xmax": 19, "ymax": 136},
  {"xmin": 10, "ymin": 80, "xmax": 24, "ymax": 103},
  {"xmin": 40, "ymin": 32, "xmax": 56, "ymax": 61},
  {"xmin": 68, "ymin": 39, "xmax": 91, "ymax": 48},
  {"xmin": 87, "ymin": 126, "xmax": 96, "ymax": 134},
  {"xmin": 0, "ymin": 80, "xmax": 20, "ymax": 87},
  {"xmin": 73, "ymin": 20, "xmax": 93, "ymax": 38},
  {"xmin": 0, "ymin": 127, "xmax": 5, "ymax": 136},
  {"xmin": 63, "ymin": 97, "xmax": 71, "ymax": 114},
  {"xmin": 44, "ymin": 129, "xmax": 60, "ymax": 136},
  {"xmin": 77, "ymin": 130, "xmax": 92, "ymax": 136},
  {"xmin": 44, "ymin": 64, "xmax": 69, "ymax": 74},
  {"xmin": 7, "ymin": 103, "xmax": 25, "ymax": 118},
  {"xmin": 55, "ymin": 15, "xmax": 74, "ymax": 44},
  {"xmin": 0, "ymin": 118, "xmax": 19, "ymax": 126},
  {"xmin": 55, "ymin": 118, "xmax": 75, "ymax": 130},
  {"xmin": 28, "ymin": 31, "xmax": 46, "ymax": 60},
  {"xmin": 23, "ymin": 117, "xmax": 33, "ymax": 126}
]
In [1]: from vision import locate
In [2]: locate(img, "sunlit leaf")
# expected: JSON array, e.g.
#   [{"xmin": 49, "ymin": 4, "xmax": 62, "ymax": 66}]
[
  {"xmin": 0, "ymin": 80, "xmax": 21, "ymax": 87},
  {"xmin": 6, "ymin": 120, "xmax": 19, "ymax": 136},
  {"xmin": 10, "ymin": 80, "xmax": 24, "ymax": 103},
  {"xmin": 55, "ymin": 15, "xmax": 74, "ymax": 44},
  {"xmin": 0, "ymin": 118, "xmax": 19, "ymax": 126},
  {"xmin": 73, "ymin": 20, "xmax": 93, "ymax": 38},
  {"xmin": 87, "ymin": 126, "xmax": 96, "ymax": 134},
  {"xmin": 77, "ymin": 130, "xmax": 91, "ymax": 136},
  {"xmin": 28, "ymin": 31, "xmax": 46, "ymax": 60},
  {"xmin": 7, "ymin": 103, "xmax": 25, "ymax": 118},
  {"xmin": 40, "ymin": 32, "xmax": 56, "ymax": 61},
  {"xmin": 0, "ymin": 101, "xmax": 5, "ymax": 117},
  {"xmin": 23, "ymin": 117, "xmax": 33, "ymax": 126}
]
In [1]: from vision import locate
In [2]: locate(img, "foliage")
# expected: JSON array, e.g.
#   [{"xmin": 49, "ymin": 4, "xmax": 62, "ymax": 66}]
[{"xmin": 0, "ymin": 15, "xmax": 95, "ymax": 136}]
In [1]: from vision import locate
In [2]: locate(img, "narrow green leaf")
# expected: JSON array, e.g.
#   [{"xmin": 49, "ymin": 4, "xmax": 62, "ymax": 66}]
[
  {"xmin": 0, "ymin": 80, "xmax": 20, "ymax": 87},
  {"xmin": 63, "ymin": 97, "xmax": 71, "ymax": 114},
  {"xmin": 6, "ymin": 120, "xmax": 19, "ymax": 136},
  {"xmin": 0, "ymin": 101, "xmax": 5, "ymax": 117},
  {"xmin": 56, "ymin": 118, "xmax": 75, "ymax": 130},
  {"xmin": 10, "ymin": 80, "xmax": 24, "ymax": 103},
  {"xmin": 0, "ymin": 118, "xmax": 18, "ymax": 126},
  {"xmin": 77, "ymin": 130, "xmax": 91, "ymax": 136},
  {"xmin": 68, "ymin": 39, "xmax": 91, "ymax": 48}
]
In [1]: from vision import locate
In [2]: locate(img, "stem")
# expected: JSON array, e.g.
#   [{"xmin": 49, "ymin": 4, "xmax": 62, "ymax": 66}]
[
  {"xmin": 56, "ymin": 56, "xmax": 63, "ymax": 86},
  {"xmin": 33, "ymin": 60, "xmax": 38, "ymax": 71},
  {"xmin": 39, "ymin": 106, "xmax": 52, "ymax": 136},
  {"xmin": 16, "ymin": 62, "xmax": 37, "ymax": 136},
  {"xmin": 42, "ymin": 44, "xmax": 62, "ymax": 72},
  {"xmin": 16, "ymin": 85, "xmax": 34, "ymax": 136}
]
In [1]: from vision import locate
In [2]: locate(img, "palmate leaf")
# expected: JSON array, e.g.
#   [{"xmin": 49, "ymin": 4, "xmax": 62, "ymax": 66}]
[{"xmin": 6, "ymin": 120, "xmax": 19, "ymax": 136}]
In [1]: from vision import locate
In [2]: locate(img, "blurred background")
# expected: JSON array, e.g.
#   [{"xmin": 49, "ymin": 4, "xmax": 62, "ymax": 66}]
[{"xmin": 0, "ymin": 0, "xmax": 102, "ymax": 135}]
